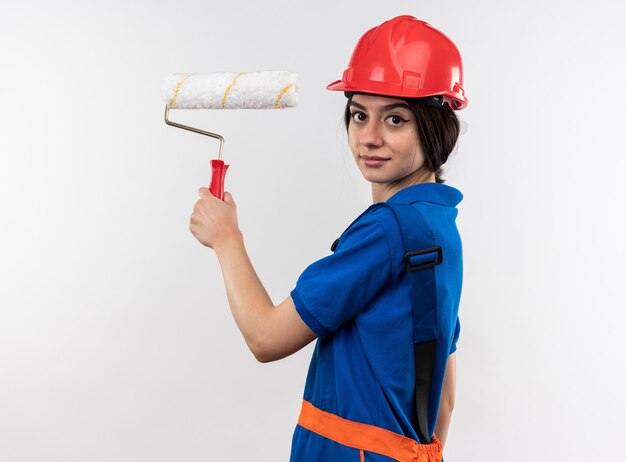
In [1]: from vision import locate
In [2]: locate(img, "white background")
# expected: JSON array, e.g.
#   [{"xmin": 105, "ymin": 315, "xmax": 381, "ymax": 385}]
[{"xmin": 1, "ymin": 0, "xmax": 625, "ymax": 460}]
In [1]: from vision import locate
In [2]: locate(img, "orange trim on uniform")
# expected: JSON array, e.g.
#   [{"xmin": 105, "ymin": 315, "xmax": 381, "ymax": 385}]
[{"xmin": 297, "ymin": 399, "xmax": 443, "ymax": 462}]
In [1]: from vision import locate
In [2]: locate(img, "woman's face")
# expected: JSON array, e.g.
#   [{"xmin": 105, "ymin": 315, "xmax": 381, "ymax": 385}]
[{"xmin": 347, "ymin": 94, "xmax": 430, "ymax": 186}]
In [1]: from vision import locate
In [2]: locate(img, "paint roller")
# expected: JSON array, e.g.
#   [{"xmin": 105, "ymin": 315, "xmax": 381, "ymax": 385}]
[{"xmin": 162, "ymin": 71, "xmax": 300, "ymax": 199}]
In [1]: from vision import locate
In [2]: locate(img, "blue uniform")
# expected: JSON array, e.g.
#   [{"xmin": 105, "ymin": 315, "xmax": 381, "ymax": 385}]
[{"xmin": 289, "ymin": 182, "xmax": 463, "ymax": 461}]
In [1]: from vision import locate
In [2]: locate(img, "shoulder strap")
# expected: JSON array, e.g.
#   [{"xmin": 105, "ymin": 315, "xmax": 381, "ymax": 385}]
[
  {"xmin": 381, "ymin": 202, "xmax": 442, "ymax": 445},
  {"xmin": 382, "ymin": 202, "xmax": 441, "ymax": 342}
]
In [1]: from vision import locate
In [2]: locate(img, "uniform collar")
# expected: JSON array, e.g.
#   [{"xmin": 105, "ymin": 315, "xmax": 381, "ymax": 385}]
[{"xmin": 386, "ymin": 182, "xmax": 463, "ymax": 207}]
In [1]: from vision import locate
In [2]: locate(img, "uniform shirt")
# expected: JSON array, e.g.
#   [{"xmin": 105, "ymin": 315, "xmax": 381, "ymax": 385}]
[{"xmin": 289, "ymin": 182, "xmax": 463, "ymax": 461}]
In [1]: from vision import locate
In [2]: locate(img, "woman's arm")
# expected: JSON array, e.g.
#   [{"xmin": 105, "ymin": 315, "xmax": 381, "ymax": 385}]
[
  {"xmin": 189, "ymin": 188, "xmax": 317, "ymax": 362},
  {"xmin": 434, "ymin": 352, "xmax": 457, "ymax": 448},
  {"xmin": 215, "ymin": 232, "xmax": 317, "ymax": 362}
]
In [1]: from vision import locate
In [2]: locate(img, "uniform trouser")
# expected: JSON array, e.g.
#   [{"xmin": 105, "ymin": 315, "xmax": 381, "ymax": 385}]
[{"xmin": 297, "ymin": 400, "xmax": 443, "ymax": 462}]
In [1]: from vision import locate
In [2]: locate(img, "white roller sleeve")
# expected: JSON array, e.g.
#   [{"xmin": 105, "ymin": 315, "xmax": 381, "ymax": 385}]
[{"xmin": 162, "ymin": 71, "xmax": 300, "ymax": 109}]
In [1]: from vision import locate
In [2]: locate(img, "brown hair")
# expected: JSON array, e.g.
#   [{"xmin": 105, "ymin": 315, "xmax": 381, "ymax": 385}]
[{"xmin": 344, "ymin": 94, "xmax": 460, "ymax": 183}]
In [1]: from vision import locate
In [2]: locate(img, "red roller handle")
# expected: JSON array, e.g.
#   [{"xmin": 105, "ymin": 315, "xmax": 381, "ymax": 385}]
[{"xmin": 209, "ymin": 159, "xmax": 229, "ymax": 200}]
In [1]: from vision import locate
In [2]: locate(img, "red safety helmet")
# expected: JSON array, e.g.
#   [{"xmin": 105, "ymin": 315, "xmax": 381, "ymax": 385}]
[{"xmin": 327, "ymin": 15, "xmax": 468, "ymax": 110}]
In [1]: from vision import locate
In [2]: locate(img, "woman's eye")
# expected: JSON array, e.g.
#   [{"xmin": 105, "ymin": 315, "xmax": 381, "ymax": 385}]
[
  {"xmin": 351, "ymin": 111, "xmax": 367, "ymax": 122},
  {"xmin": 386, "ymin": 115, "xmax": 407, "ymax": 126}
]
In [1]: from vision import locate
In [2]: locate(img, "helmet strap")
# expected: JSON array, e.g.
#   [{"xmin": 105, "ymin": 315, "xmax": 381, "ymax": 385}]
[{"xmin": 408, "ymin": 95, "xmax": 445, "ymax": 108}]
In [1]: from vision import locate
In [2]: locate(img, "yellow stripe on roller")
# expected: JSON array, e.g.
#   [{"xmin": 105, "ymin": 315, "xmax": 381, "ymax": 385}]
[
  {"xmin": 221, "ymin": 72, "xmax": 246, "ymax": 108},
  {"xmin": 168, "ymin": 75, "xmax": 191, "ymax": 108},
  {"xmin": 274, "ymin": 83, "xmax": 293, "ymax": 109}
]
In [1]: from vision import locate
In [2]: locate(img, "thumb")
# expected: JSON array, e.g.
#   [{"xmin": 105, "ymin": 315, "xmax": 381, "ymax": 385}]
[{"xmin": 223, "ymin": 191, "xmax": 235, "ymax": 205}]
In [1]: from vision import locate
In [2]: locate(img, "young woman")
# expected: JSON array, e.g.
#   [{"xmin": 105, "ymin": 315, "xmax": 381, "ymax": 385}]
[{"xmin": 189, "ymin": 15, "xmax": 468, "ymax": 462}]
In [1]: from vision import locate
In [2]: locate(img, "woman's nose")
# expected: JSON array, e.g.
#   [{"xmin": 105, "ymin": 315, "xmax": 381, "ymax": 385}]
[{"xmin": 359, "ymin": 120, "xmax": 383, "ymax": 147}]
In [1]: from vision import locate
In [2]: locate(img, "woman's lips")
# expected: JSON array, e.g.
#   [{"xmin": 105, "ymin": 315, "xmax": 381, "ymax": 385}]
[{"xmin": 361, "ymin": 155, "xmax": 389, "ymax": 167}]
